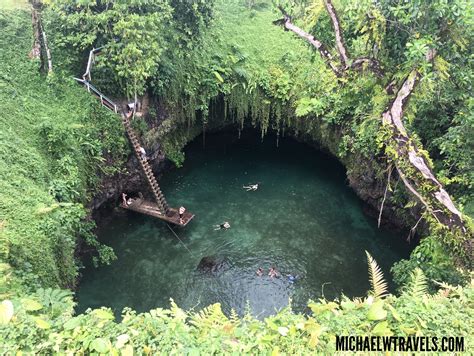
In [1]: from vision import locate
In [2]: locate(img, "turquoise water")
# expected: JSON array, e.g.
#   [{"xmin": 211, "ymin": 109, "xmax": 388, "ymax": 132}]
[{"xmin": 77, "ymin": 129, "xmax": 410, "ymax": 317}]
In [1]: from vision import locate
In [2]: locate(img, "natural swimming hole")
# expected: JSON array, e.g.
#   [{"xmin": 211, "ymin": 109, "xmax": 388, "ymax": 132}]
[{"xmin": 77, "ymin": 129, "xmax": 410, "ymax": 318}]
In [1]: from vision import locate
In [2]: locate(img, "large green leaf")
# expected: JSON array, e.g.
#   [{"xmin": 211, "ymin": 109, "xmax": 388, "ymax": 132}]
[
  {"xmin": 367, "ymin": 300, "xmax": 387, "ymax": 321},
  {"xmin": 92, "ymin": 309, "xmax": 114, "ymax": 320},
  {"xmin": 213, "ymin": 71, "xmax": 224, "ymax": 83},
  {"xmin": 63, "ymin": 317, "xmax": 82, "ymax": 330},
  {"xmin": 21, "ymin": 298, "xmax": 43, "ymax": 311},
  {"xmin": 90, "ymin": 338, "xmax": 109, "ymax": 353},
  {"xmin": 34, "ymin": 317, "xmax": 51, "ymax": 329},
  {"xmin": 372, "ymin": 321, "xmax": 392, "ymax": 336},
  {"xmin": 0, "ymin": 300, "xmax": 14, "ymax": 324}
]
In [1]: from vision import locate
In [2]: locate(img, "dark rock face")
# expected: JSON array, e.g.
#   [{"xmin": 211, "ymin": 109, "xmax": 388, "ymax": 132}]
[
  {"xmin": 89, "ymin": 151, "xmax": 169, "ymax": 211},
  {"xmin": 197, "ymin": 256, "xmax": 230, "ymax": 274},
  {"xmin": 345, "ymin": 155, "xmax": 422, "ymax": 235}
]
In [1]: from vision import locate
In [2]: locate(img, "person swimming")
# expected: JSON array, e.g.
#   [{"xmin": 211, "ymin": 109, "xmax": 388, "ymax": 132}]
[
  {"xmin": 268, "ymin": 267, "xmax": 279, "ymax": 278},
  {"xmin": 214, "ymin": 221, "xmax": 230, "ymax": 230},
  {"xmin": 256, "ymin": 267, "xmax": 264, "ymax": 276},
  {"xmin": 243, "ymin": 183, "xmax": 259, "ymax": 191},
  {"xmin": 287, "ymin": 274, "xmax": 298, "ymax": 283}
]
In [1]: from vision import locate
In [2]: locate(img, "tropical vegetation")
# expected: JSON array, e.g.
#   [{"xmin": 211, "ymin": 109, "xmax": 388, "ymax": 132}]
[{"xmin": 0, "ymin": 0, "xmax": 472, "ymax": 352}]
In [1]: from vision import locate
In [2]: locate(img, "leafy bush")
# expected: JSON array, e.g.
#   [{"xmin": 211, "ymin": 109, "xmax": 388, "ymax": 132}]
[
  {"xmin": 392, "ymin": 236, "xmax": 468, "ymax": 293},
  {"xmin": 0, "ymin": 263, "xmax": 472, "ymax": 354},
  {"xmin": 0, "ymin": 9, "xmax": 126, "ymax": 294}
]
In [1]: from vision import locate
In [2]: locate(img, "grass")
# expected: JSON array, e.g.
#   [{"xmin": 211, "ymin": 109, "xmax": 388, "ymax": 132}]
[
  {"xmin": 0, "ymin": 0, "xmax": 28, "ymax": 10},
  {"xmin": 0, "ymin": 8, "xmax": 126, "ymax": 292},
  {"xmin": 211, "ymin": 0, "xmax": 330, "ymax": 92}
]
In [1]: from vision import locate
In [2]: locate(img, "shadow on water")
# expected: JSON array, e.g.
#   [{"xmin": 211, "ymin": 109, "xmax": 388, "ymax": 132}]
[{"xmin": 76, "ymin": 129, "xmax": 412, "ymax": 318}]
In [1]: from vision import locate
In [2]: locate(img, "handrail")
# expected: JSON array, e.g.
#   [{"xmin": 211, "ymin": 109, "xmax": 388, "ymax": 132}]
[
  {"xmin": 82, "ymin": 47, "xmax": 104, "ymax": 82},
  {"xmin": 73, "ymin": 78, "xmax": 118, "ymax": 113}
]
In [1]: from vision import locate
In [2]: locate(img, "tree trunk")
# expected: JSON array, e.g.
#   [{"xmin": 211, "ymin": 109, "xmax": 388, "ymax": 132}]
[
  {"xmin": 29, "ymin": 1, "xmax": 52, "ymax": 73},
  {"xmin": 274, "ymin": 5, "xmax": 472, "ymax": 261},
  {"xmin": 382, "ymin": 59, "xmax": 468, "ymax": 235},
  {"xmin": 29, "ymin": 7, "xmax": 41, "ymax": 60},
  {"xmin": 40, "ymin": 23, "xmax": 53, "ymax": 73}
]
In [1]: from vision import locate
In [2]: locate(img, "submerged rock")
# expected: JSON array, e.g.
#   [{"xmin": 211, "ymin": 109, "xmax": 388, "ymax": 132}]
[{"xmin": 197, "ymin": 256, "xmax": 230, "ymax": 274}]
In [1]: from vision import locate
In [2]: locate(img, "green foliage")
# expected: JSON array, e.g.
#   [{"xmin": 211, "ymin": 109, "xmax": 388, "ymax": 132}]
[
  {"xmin": 0, "ymin": 267, "xmax": 472, "ymax": 353},
  {"xmin": 1, "ymin": 0, "xmax": 473, "ymax": 352},
  {"xmin": 45, "ymin": 0, "xmax": 173, "ymax": 96},
  {"xmin": 0, "ymin": 9, "xmax": 125, "ymax": 295},
  {"xmin": 403, "ymin": 268, "xmax": 428, "ymax": 299},
  {"xmin": 392, "ymin": 236, "xmax": 468, "ymax": 293},
  {"xmin": 44, "ymin": 0, "xmax": 215, "ymax": 97}
]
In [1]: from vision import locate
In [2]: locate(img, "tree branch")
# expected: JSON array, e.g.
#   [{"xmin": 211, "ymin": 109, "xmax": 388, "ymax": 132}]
[
  {"xmin": 378, "ymin": 165, "xmax": 392, "ymax": 228},
  {"xmin": 274, "ymin": 7, "xmax": 342, "ymax": 77},
  {"xmin": 274, "ymin": 4, "xmax": 383, "ymax": 78},
  {"xmin": 323, "ymin": 0, "xmax": 349, "ymax": 69},
  {"xmin": 382, "ymin": 49, "xmax": 468, "ymax": 236},
  {"xmin": 350, "ymin": 57, "xmax": 384, "ymax": 78}
]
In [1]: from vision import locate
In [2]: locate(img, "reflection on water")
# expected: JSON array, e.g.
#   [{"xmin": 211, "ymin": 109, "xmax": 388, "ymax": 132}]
[{"xmin": 77, "ymin": 129, "xmax": 410, "ymax": 317}]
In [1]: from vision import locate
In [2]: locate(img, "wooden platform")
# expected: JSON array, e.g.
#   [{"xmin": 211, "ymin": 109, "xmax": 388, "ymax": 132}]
[{"xmin": 121, "ymin": 199, "xmax": 194, "ymax": 227}]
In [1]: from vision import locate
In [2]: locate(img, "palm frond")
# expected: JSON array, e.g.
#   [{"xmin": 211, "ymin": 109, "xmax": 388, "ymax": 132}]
[
  {"xmin": 366, "ymin": 251, "xmax": 388, "ymax": 299},
  {"xmin": 403, "ymin": 268, "xmax": 428, "ymax": 299},
  {"xmin": 190, "ymin": 303, "xmax": 227, "ymax": 329}
]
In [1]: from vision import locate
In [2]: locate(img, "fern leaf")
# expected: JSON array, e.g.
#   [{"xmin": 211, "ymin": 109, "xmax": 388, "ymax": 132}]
[
  {"xmin": 366, "ymin": 251, "xmax": 388, "ymax": 299},
  {"xmin": 404, "ymin": 268, "xmax": 428, "ymax": 299}
]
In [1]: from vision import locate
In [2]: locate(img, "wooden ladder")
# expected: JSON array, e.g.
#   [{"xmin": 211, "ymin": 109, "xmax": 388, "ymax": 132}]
[
  {"xmin": 121, "ymin": 114, "xmax": 170, "ymax": 215},
  {"xmin": 74, "ymin": 47, "xmax": 172, "ymax": 217}
]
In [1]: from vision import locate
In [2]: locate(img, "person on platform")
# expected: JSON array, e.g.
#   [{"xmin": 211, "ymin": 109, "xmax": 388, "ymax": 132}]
[
  {"xmin": 179, "ymin": 206, "xmax": 186, "ymax": 224},
  {"xmin": 121, "ymin": 193, "xmax": 133, "ymax": 206}
]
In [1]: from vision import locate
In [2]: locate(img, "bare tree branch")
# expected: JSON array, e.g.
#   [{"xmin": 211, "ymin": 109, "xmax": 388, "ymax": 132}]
[
  {"xmin": 350, "ymin": 57, "xmax": 384, "ymax": 78},
  {"xmin": 323, "ymin": 0, "xmax": 349, "ymax": 69},
  {"xmin": 383, "ymin": 49, "xmax": 468, "ymax": 235},
  {"xmin": 40, "ymin": 22, "xmax": 53, "ymax": 73},
  {"xmin": 274, "ymin": 4, "xmax": 383, "ymax": 78},
  {"xmin": 378, "ymin": 165, "xmax": 392, "ymax": 228},
  {"xmin": 274, "ymin": 7, "xmax": 342, "ymax": 77}
]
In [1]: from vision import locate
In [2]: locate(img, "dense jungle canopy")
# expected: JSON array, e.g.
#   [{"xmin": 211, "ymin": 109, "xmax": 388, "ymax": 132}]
[{"xmin": 0, "ymin": 0, "xmax": 472, "ymax": 353}]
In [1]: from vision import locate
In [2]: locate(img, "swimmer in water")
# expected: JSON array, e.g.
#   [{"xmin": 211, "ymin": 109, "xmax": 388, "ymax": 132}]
[
  {"xmin": 214, "ymin": 221, "xmax": 231, "ymax": 230},
  {"xmin": 243, "ymin": 183, "xmax": 259, "ymax": 191},
  {"xmin": 268, "ymin": 267, "xmax": 279, "ymax": 278},
  {"xmin": 287, "ymin": 274, "xmax": 298, "ymax": 283},
  {"xmin": 256, "ymin": 267, "xmax": 264, "ymax": 276}
]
